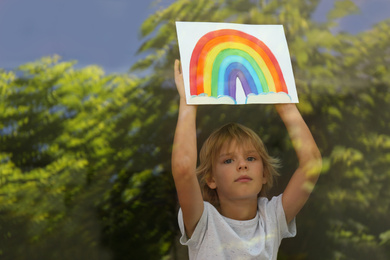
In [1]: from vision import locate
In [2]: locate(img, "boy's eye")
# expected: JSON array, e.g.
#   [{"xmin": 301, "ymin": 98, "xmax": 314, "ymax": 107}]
[
  {"xmin": 224, "ymin": 159, "xmax": 233, "ymax": 164},
  {"xmin": 247, "ymin": 157, "xmax": 256, "ymax": 161}
]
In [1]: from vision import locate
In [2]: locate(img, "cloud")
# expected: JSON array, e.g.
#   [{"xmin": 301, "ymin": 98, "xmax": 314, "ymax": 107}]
[
  {"xmin": 246, "ymin": 92, "xmax": 293, "ymax": 104},
  {"xmin": 188, "ymin": 95, "xmax": 236, "ymax": 105},
  {"xmin": 187, "ymin": 92, "xmax": 295, "ymax": 105}
]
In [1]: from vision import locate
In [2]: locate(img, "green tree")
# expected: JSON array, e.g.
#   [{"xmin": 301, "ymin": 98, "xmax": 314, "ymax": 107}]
[
  {"xmin": 301, "ymin": 19, "xmax": 390, "ymax": 259},
  {"xmin": 0, "ymin": 55, "xmax": 162, "ymax": 259}
]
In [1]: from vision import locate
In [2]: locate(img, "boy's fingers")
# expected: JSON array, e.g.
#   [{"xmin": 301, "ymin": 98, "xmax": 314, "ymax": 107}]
[{"xmin": 174, "ymin": 59, "xmax": 182, "ymax": 75}]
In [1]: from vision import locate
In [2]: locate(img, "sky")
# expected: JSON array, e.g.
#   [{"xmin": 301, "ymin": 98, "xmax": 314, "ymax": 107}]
[{"xmin": 0, "ymin": 0, "xmax": 389, "ymax": 74}]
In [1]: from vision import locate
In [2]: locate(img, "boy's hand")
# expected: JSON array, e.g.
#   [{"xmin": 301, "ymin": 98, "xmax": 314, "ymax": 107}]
[{"xmin": 174, "ymin": 59, "xmax": 186, "ymax": 100}]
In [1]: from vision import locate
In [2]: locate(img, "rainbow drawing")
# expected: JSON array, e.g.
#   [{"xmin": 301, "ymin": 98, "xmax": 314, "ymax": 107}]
[
  {"xmin": 176, "ymin": 22, "xmax": 298, "ymax": 104},
  {"xmin": 190, "ymin": 29, "xmax": 288, "ymax": 101}
]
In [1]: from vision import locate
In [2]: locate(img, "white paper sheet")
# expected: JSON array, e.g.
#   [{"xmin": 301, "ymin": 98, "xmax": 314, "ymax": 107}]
[{"xmin": 176, "ymin": 21, "xmax": 298, "ymax": 105}]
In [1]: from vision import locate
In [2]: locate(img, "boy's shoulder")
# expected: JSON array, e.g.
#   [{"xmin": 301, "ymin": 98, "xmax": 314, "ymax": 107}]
[{"xmin": 257, "ymin": 194, "xmax": 284, "ymax": 216}]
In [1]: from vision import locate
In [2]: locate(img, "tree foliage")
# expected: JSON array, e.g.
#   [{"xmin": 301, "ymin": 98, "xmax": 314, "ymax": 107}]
[
  {"xmin": 1, "ymin": 0, "xmax": 390, "ymax": 259},
  {"xmin": 0, "ymin": 55, "xmax": 178, "ymax": 259}
]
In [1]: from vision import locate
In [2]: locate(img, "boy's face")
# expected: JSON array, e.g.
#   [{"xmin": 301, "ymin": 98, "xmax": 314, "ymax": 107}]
[{"xmin": 207, "ymin": 140, "xmax": 266, "ymax": 202}]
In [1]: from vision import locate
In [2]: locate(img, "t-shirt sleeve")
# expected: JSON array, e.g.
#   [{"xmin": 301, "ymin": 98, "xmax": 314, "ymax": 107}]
[
  {"xmin": 276, "ymin": 194, "xmax": 296, "ymax": 238},
  {"xmin": 262, "ymin": 194, "xmax": 297, "ymax": 239},
  {"xmin": 178, "ymin": 202, "xmax": 208, "ymax": 247}
]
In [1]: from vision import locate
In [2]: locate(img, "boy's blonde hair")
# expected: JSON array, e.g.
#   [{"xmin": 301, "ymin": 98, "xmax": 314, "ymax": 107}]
[{"xmin": 196, "ymin": 123, "xmax": 280, "ymax": 208}]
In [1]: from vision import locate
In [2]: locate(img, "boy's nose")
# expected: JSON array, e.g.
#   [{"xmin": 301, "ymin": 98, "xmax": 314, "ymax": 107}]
[{"xmin": 237, "ymin": 160, "xmax": 248, "ymax": 170}]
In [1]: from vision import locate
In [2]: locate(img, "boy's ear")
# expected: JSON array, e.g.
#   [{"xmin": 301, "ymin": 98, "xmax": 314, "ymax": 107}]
[
  {"xmin": 206, "ymin": 174, "xmax": 217, "ymax": 189},
  {"xmin": 262, "ymin": 171, "xmax": 267, "ymax": 185}
]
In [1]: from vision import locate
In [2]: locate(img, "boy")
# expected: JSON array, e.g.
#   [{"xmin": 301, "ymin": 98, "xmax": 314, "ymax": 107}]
[{"xmin": 172, "ymin": 60, "xmax": 322, "ymax": 259}]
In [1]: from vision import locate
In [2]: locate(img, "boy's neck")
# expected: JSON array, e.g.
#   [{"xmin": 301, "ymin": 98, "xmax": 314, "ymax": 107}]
[{"xmin": 218, "ymin": 197, "xmax": 258, "ymax": 220}]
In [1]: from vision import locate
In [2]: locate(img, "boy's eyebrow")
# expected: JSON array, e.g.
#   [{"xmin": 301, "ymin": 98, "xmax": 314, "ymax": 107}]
[
  {"xmin": 218, "ymin": 150, "xmax": 258, "ymax": 158},
  {"xmin": 245, "ymin": 150, "xmax": 258, "ymax": 154},
  {"xmin": 219, "ymin": 152, "xmax": 233, "ymax": 158}
]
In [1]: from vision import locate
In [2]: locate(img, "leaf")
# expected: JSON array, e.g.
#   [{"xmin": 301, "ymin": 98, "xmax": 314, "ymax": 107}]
[
  {"xmin": 380, "ymin": 230, "xmax": 390, "ymax": 245},
  {"xmin": 327, "ymin": 0, "xmax": 360, "ymax": 21}
]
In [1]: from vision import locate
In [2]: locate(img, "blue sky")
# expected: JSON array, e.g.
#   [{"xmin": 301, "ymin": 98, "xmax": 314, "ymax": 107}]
[{"xmin": 0, "ymin": 0, "xmax": 389, "ymax": 74}]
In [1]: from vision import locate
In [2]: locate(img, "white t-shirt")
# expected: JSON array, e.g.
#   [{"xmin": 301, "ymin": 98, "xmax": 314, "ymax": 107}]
[{"xmin": 178, "ymin": 194, "xmax": 296, "ymax": 260}]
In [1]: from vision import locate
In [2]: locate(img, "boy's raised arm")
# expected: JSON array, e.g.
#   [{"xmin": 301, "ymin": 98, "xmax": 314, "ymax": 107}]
[
  {"xmin": 276, "ymin": 104, "xmax": 322, "ymax": 224},
  {"xmin": 171, "ymin": 60, "xmax": 204, "ymax": 238}
]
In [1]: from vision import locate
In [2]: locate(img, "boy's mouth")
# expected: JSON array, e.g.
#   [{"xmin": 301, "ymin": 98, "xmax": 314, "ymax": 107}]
[{"xmin": 235, "ymin": 175, "xmax": 252, "ymax": 182}]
